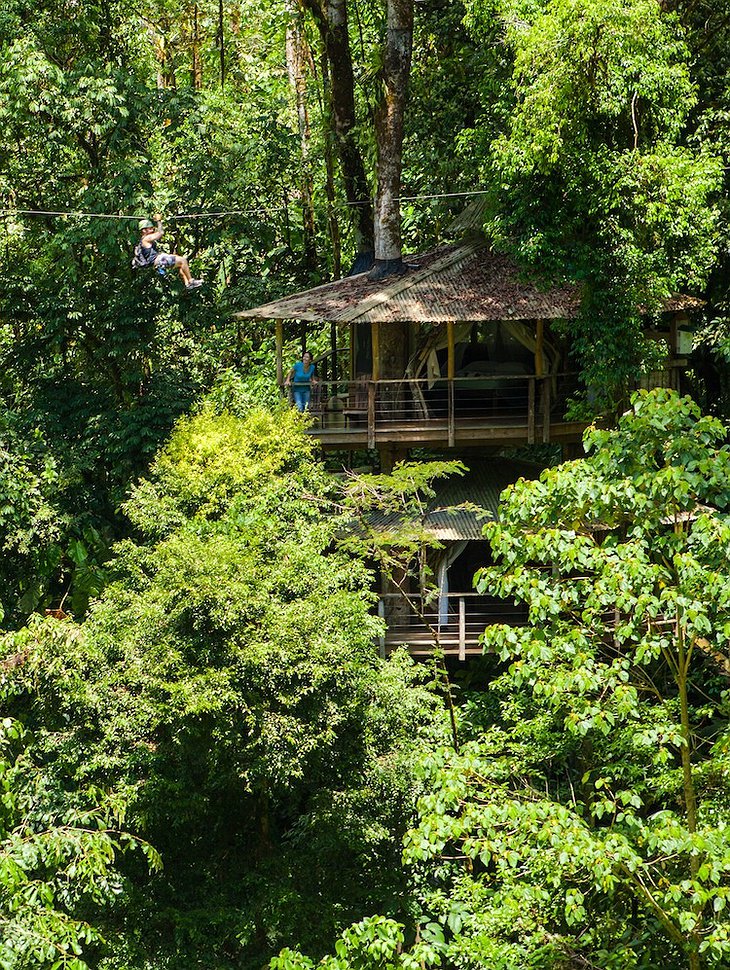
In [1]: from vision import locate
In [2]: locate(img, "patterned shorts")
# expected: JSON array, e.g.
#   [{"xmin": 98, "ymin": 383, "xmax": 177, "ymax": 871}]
[{"xmin": 154, "ymin": 253, "xmax": 177, "ymax": 270}]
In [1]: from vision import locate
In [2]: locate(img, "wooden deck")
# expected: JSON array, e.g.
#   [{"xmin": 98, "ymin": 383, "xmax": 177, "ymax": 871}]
[{"xmin": 309, "ymin": 417, "xmax": 587, "ymax": 449}]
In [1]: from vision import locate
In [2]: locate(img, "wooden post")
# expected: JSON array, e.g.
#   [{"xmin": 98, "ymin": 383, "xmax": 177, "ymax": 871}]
[
  {"xmin": 459, "ymin": 596, "xmax": 466, "ymax": 662},
  {"xmin": 447, "ymin": 321, "xmax": 455, "ymax": 447},
  {"xmin": 370, "ymin": 322, "xmax": 381, "ymax": 451},
  {"xmin": 670, "ymin": 312, "xmax": 679, "ymax": 358},
  {"xmin": 527, "ymin": 377, "xmax": 535, "ymax": 444},
  {"xmin": 371, "ymin": 321, "xmax": 380, "ymax": 381},
  {"xmin": 378, "ymin": 598, "xmax": 386, "ymax": 659},
  {"xmin": 275, "ymin": 320, "xmax": 284, "ymax": 389}
]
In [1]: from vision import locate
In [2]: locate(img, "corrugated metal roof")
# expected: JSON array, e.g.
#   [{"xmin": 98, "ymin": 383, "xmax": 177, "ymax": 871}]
[
  {"xmin": 367, "ymin": 462, "xmax": 713, "ymax": 543},
  {"xmin": 236, "ymin": 240, "xmax": 702, "ymax": 324},
  {"xmin": 369, "ymin": 458, "xmax": 545, "ymax": 541}
]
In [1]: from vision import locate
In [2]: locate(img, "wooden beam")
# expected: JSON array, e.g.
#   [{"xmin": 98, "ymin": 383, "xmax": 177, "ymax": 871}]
[
  {"xmin": 330, "ymin": 321, "xmax": 338, "ymax": 385},
  {"xmin": 310, "ymin": 421, "xmax": 589, "ymax": 449},
  {"xmin": 448, "ymin": 320, "xmax": 456, "ymax": 448},
  {"xmin": 275, "ymin": 320, "xmax": 284, "ymax": 387}
]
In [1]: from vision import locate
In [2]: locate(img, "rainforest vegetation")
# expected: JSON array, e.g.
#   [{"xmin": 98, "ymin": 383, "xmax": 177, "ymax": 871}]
[{"xmin": 2, "ymin": 1, "xmax": 730, "ymax": 968}]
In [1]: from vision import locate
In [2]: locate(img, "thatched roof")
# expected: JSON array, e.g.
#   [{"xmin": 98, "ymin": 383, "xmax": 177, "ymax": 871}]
[
  {"xmin": 235, "ymin": 239, "xmax": 702, "ymax": 326},
  {"xmin": 235, "ymin": 240, "xmax": 581, "ymax": 324}
]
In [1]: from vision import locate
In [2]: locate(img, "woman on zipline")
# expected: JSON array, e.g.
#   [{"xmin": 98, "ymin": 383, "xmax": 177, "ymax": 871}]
[{"xmin": 133, "ymin": 214, "xmax": 203, "ymax": 289}]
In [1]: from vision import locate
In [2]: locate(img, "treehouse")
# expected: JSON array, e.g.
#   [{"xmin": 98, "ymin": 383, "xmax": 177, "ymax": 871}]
[
  {"xmin": 235, "ymin": 236, "xmax": 700, "ymax": 468},
  {"xmin": 236, "ymin": 233, "xmax": 701, "ymax": 658}
]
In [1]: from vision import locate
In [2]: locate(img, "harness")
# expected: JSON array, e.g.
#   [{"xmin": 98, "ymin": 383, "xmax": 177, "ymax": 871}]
[{"xmin": 131, "ymin": 242, "xmax": 158, "ymax": 270}]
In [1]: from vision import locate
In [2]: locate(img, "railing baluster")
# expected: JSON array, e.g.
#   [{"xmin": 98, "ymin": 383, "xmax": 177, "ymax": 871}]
[{"xmin": 459, "ymin": 597, "xmax": 466, "ymax": 661}]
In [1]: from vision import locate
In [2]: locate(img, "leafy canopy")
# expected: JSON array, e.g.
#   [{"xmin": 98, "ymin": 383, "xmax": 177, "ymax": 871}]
[
  {"xmin": 462, "ymin": 0, "xmax": 723, "ymax": 402},
  {"xmin": 406, "ymin": 390, "xmax": 730, "ymax": 968}
]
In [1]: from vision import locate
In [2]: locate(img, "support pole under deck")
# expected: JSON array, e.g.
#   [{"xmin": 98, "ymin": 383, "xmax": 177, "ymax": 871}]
[{"xmin": 370, "ymin": 321, "xmax": 380, "ymax": 451}]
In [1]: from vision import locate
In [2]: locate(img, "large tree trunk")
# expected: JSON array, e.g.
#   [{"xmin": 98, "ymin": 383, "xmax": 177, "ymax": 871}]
[
  {"xmin": 286, "ymin": 0, "xmax": 317, "ymax": 271},
  {"xmin": 315, "ymin": 49, "xmax": 343, "ymax": 276},
  {"xmin": 369, "ymin": 0, "xmax": 413, "ymax": 281},
  {"xmin": 301, "ymin": 0, "xmax": 374, "ymax": 269}
]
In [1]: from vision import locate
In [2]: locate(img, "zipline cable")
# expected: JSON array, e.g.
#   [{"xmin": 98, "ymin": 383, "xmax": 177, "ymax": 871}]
[{"xmin": 0, "ymin": 189, "xmax": 491, "ymax": 223}]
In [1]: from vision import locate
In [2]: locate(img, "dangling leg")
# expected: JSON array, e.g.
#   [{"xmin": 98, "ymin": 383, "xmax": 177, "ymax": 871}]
[
  {"xmin": 175, "ymin": 255, "xmax": 203, "ymax": 288},
  {"xmin": 174, "ymin": 255, "xmax": 192, "ymax": 284}
]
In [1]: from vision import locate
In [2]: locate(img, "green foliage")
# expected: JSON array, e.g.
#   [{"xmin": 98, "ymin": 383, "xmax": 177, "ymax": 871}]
[
  {"xmin": 1, "ymin": 400, "xmax": 442, "ymax": 968},
  {"xmin": 0, "ymin": 414, "xmax": 63, "ymax": 625},
  {"xmin": 271, "ymin": 915, "xmax": 442, "ymax": 970},
  {"xmin": 400, "ymin": 0, "xmax": 492, "ymax": 246},
  {"xmin": 398, "ymin": 390, "xmax": 730, "ymax": 968},
  {"xmin": 4, "ymin": 1, "xmax": 730, "ymax": 967},
  {"xmin": 0, "ymin": 707, "xmax": 160, "ymax": 970},
  {"xmin": 0, "ymin": 0, "xmax": 334, "ymax": 622},
  {"xmin": 338, "ymin": 460, "xmax": 467, "ymax": 580},
  {"xmin": 461, "ymin": 0, "xmax": 723, "ymax": 404}
]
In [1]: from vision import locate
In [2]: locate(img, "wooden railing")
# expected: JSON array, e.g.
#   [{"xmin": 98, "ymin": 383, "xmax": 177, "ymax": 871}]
[
  {"xmin": 376, "ymin": 594, "xmax": 678, "ymax": 659},
  {"xmin": 377, "ymin": 592, "xmax": 527, "ymax": 659},
  {"xmin": 282, "ymin": 374, "xmax": 583, "ymax": 447}
]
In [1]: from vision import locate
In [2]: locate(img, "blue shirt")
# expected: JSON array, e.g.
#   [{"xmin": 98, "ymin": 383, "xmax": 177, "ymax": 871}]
[{"xmin": 292, "ymin": 361, "xmax": 315, "ymax": 385}]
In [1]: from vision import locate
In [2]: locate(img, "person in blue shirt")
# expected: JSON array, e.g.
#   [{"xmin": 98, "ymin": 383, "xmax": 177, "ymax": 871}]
[{"xmin": 285, "ymin": 350, "xmax": 318, "ymax": 411}]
